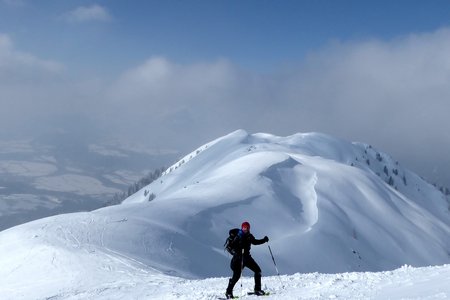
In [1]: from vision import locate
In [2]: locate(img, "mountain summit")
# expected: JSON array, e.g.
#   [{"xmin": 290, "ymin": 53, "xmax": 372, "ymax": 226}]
[
  {"xmin": 0, "ymin": 130, "xmax": 449, "ymax": 298},
  {"xmin": 125, "ymin": 129, "xmax": 449, "ymax": 274}
]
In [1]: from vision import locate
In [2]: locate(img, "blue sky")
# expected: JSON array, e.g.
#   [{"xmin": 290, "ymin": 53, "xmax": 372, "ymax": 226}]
[
  {"xmin": 1, "ymin": 0, "xmax": 450, "ymax": 186},
  {"xmin": 3, "ymin": 0, "xmax": 450, "ymax": 73}
]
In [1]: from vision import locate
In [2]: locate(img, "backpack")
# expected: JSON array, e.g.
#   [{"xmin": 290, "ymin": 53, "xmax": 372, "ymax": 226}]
[{"xmin": 224, "ymin": 228, "xmax": 240, "ymax": 255}]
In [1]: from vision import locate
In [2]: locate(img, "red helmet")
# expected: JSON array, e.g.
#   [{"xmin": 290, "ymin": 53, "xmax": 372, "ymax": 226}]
[{"xmin": 241, "ymin": 221, "xmax": 250, "ymax": 231}]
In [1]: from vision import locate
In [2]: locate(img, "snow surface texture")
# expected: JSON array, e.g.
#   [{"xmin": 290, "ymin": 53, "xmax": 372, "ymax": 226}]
[{"xmin": 0, "ymin": 130, "xmax": 449, "ymax": 299}]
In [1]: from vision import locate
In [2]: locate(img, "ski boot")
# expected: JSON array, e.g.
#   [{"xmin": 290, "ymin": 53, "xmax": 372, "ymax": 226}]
[{"xmin": 225, "ymin": 291, "xmax": 234, "ymax": 299}]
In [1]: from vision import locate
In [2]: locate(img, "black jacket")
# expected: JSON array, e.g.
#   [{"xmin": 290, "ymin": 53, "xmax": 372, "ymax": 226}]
[{"xmin": 230, "ymin": 229, "xmax": 266, "ymax": 256}]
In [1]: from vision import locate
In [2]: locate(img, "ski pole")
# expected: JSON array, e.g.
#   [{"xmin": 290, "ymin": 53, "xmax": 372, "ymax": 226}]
[
  {"xmin": 240, "ymin": 248, "xmax": 244, "ymax": 295},
  {"xmin": 268, "ymin": 243, "xmax": 284, "ymax": 289}
]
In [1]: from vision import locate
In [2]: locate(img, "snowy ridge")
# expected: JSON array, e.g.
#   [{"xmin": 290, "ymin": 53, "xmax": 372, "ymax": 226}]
[{"xmin": 0, "ymin": 130, "xmax": 449, "ymax": 299}]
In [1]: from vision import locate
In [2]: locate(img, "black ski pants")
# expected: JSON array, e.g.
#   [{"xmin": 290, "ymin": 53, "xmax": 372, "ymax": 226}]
[{"xmin": 227, "ymin": 254, "xmax": 262, "ymax": 292}]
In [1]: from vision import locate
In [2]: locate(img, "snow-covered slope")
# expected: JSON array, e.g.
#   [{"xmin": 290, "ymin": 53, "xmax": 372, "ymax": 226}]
[
  {"xmin": 0, "ymin": 130, "xmax": 449, "ymax": 299},
  {"xmin": 123, "ymin": 129, "xmax": 450, "ymax": 274}
]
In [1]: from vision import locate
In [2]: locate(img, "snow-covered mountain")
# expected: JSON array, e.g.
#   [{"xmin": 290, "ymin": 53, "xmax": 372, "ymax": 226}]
[
  {"xmin": 0, "ymin": 130, "xmax": 449, "ymax": 299},
  {"xmin": 124, "ymin": 129, "xmax": 450, "ymax": 274}
]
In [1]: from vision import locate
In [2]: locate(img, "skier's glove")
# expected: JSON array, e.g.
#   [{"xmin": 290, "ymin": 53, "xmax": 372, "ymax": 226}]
[{"xmin": 264, "ymin": 236, "xmax": 269, "ymax": 243}]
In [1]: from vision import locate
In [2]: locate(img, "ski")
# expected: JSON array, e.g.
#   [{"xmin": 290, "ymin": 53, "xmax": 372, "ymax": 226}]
[{"xmin": 247, "ymin": 291, "xmax": 270, "ymax": 296}]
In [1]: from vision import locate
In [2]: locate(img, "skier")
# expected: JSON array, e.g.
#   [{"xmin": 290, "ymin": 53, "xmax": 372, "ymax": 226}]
[{"xmin": 225, "ymin": 221, "xmax": 269, "ymax": 299}]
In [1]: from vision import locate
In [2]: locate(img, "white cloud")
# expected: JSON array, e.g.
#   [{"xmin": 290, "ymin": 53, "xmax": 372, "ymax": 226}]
[
  {"xmin": 104, "ymin": 56, "xmax": 245, "ymax": 147},
  {"xmin": 62, "ymin": 4, "xmax": 112, "ymax": 23},
  {"xmin": 0, "ymin": 33, "xmax": 13, "ymax": 50},
  {"xmin": 101, "ymin": 28, "xmax": 450, "ymax": 185},
  {"xmin": 111, "ymin": 56, "xmax": 236, "ymax": 106},
  {"xmin": 290, "ymin": 28, "xmax": 450, "ymax": 142},
  {"xmin": 0, "ymin": 33, "xmax": 77, "ymax": 136},
  {"xmin": 1, "ymin": 26, "xmax": 450, "ymax": 186},
  {"xmin": 0, "ymin": 33, "xmax": 63, "ymax": 76},
  {"xmin": 269, "ymin": 28, "xmax": 450, "ymax": 185}
]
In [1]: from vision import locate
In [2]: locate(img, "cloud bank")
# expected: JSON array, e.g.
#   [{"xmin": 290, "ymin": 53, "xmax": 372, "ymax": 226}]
[{"xmin": 1, "ymin": 28, "xmax": 450, "ymax": 185}]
